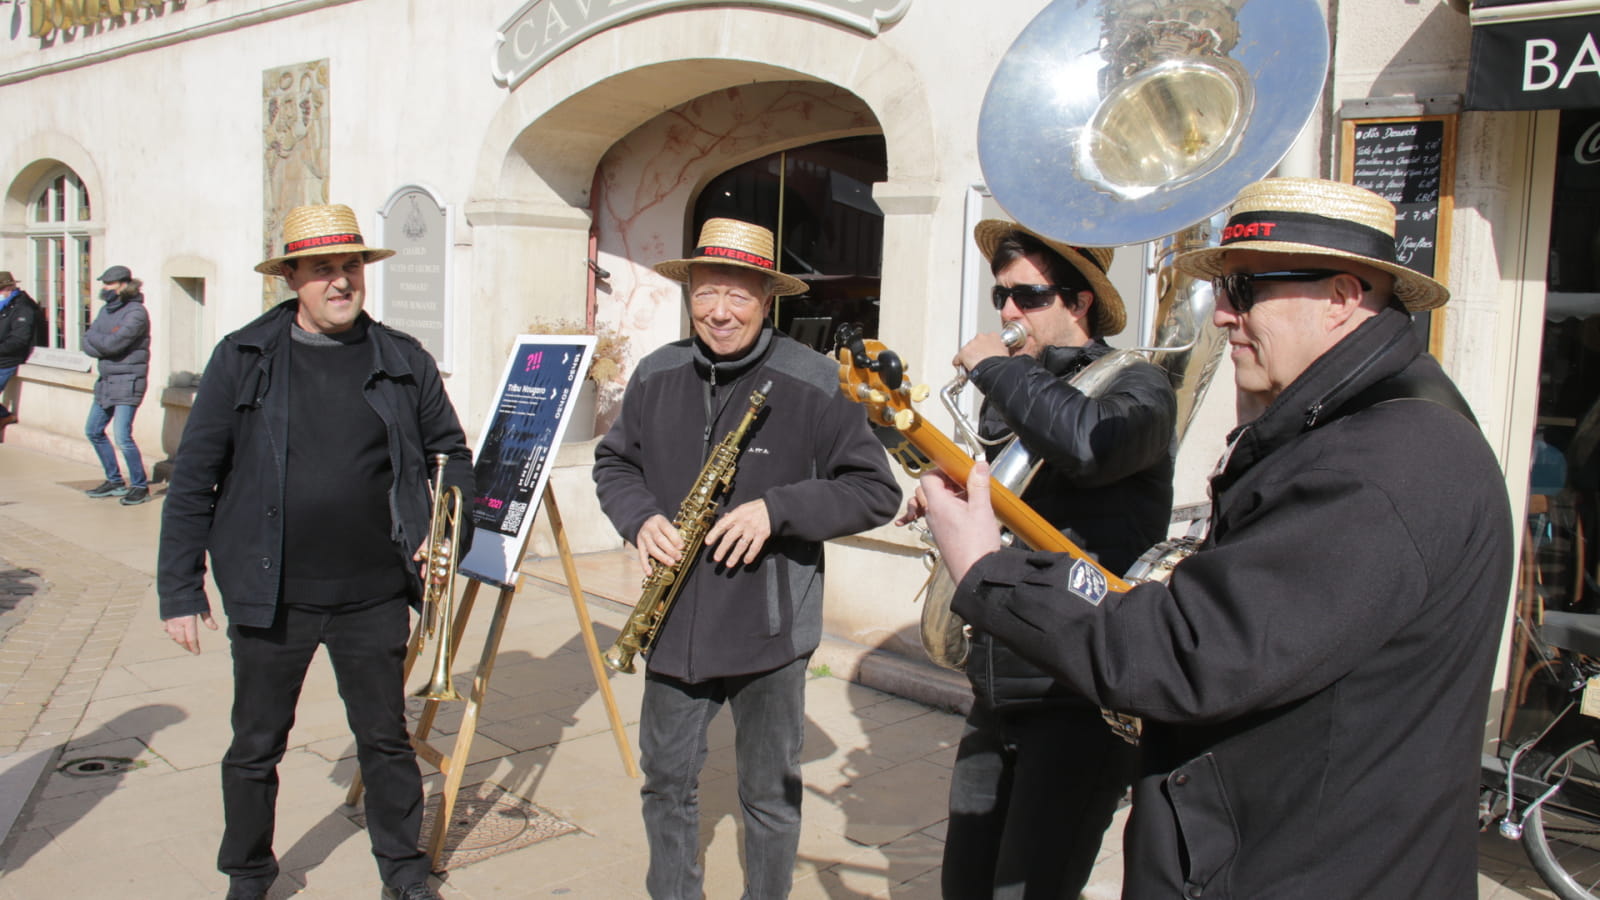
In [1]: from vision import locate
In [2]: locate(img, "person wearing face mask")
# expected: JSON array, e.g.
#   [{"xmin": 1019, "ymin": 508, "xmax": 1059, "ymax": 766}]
[
  {"xmin": 81, "ymin": 264, "xmax": 152, "ymax": 504},
  {"xmin": 157, "ymin": 204, "xmax": 473, "ymax": 900},
  {"xmin": 899, "ymin": 221, "xmax": 1176, "ymax": 899},
  {"xmin": 593, "ymin": 217, "xmax": 900, "ymax": 900},
  {"xmin": 922, "ymin": 179, "xmax": 1514, "ymax": 899}
]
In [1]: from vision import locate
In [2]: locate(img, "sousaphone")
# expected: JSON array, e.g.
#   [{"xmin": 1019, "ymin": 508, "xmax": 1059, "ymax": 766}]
[
  {"xmin": 914, "ymin": 0, "xmax": 1330, "ymax": 682},
  {"xmin": 979, "ymin": 0, "xmax": 1329, "ymax": 246}
]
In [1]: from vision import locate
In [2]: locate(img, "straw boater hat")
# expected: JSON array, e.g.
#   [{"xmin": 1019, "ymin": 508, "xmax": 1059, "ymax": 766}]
[
  {"xmin": 972, "ymin": 219, "xmax": 1126, "ymax": 337},
  {"xmin": 654, "ymin": 218, "xmax": 808, "ymax": 297},
  {"xmin": 254, "ymin": 204, "xmax": 395, "ymax": 275},
  {"xmin": 1173, "ymin": 177, "xmax": 1449, "ymax": 312}
]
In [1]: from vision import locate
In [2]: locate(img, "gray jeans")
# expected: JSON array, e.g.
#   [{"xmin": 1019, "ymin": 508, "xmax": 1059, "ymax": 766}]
[{"xmin": 639, "ymin": 656, "xmax": 809, "ymax": 900}]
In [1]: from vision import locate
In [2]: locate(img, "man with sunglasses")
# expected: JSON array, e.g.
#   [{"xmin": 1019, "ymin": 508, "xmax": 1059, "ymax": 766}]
[
  {"xmin": 921, "ymin": 178, "xmax": 1513, "ymax": 899},
  {"xmin": 901, "ymin": 220, "xmax": 1176, "ymax": 899}
]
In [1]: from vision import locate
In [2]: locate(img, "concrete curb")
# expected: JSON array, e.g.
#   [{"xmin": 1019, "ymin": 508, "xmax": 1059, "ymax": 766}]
[{"xmin": 812, "ymin": 635, "xmax": 973, "ymax": 717}]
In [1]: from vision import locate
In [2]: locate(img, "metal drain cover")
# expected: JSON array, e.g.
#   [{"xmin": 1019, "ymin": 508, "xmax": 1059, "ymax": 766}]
[{"xmin": 59, "ymin": 756, "xmax": 144, "ymax": 777}]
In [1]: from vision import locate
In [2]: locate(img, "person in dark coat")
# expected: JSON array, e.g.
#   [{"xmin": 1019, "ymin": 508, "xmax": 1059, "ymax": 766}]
[
  {"xmin": 922, "ymin": 178, "xmax": 1514, "ymax": 900},
  {"xmin": 594, "ymin": 217, "xmax": 900, "ymax": 899},
  {"xmin": 900, "ymin": 221, "xmax": 1175, "ymax": 899},
  {"xmin": 0, "ymin": 270, "xmax": 41, "ymax": 429},
  {"xmin": 157, "ymin": 204, "xmax": 471, "ymax": 900},
  {"xmin": 81, "ymin": 264, "xmax": 152, "ymax": 503}
]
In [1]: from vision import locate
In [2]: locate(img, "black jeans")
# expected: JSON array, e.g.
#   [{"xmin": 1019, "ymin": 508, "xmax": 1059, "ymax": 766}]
[
  {"xmin": 942, "ymin": 701, "xmax": 1137, "ymax": 899},
  {"xmin": 639, "ymin": 656, "xmax": 809, "ymax": 900},
  {"xmin": 218, "ymin": 598, "xmax": 429, "ymax": 891}
]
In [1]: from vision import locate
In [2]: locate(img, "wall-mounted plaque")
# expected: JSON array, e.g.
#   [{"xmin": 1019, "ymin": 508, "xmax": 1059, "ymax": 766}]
[{"xmin": 376, "ymin": 186, "xmax": 452, "ymax": 371}]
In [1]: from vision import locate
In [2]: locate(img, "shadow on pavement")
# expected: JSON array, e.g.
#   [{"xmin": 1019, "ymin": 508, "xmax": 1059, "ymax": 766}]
[
  {"xmin": 0, "ymin": 703, "xmax": 187, "ymax": 871},
  {"xmin": 0, "ymin": 566, "xmax": 42, "ymax": 618}
]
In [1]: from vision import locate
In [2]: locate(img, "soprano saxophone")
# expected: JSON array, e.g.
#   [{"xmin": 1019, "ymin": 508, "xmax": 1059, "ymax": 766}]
[{"xmin": 603, "ymin": 381, "xmax": 772, "ymax": 674}]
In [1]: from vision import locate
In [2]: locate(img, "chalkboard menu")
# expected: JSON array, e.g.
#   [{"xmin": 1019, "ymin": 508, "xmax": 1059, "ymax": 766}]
[
  {"xmin": 1346, "ymin": 118, "xmax": 1449, "ymax": 278},
  {"xmin": 1341, "ymin": 114, "xmax": 1457, "ymax": 351}
]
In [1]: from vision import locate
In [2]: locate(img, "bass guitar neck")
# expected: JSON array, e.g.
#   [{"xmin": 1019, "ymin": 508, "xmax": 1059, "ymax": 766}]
[{"xmin": 837, "ymin": 337, "xmax": 1130, "ymax": 595}]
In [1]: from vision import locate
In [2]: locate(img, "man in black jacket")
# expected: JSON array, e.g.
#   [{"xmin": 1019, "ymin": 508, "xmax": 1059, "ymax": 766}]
[
  {"xmin": 0, "ymin": 270, "xmax": 41, "ymax": 430},
  {"xmin": 923, "ymin": 178, "xmax": 1514, "ymax": 899},
  {"xmin": 158, "ymin": 204, "xmax": 472, "ymax": 900},
  {"xmin": 904, "ymin": 221, "xmax": 1175, "ymax": 898},
  {"xmin": 594, "ymin": 218, "xmax": 900, "ymax": 899}
]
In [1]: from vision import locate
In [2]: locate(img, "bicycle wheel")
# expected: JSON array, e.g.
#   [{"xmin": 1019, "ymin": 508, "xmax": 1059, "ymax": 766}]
[{"xmin": 1523, "ymin": 739, "xmax": 1600, "ymax": 900}]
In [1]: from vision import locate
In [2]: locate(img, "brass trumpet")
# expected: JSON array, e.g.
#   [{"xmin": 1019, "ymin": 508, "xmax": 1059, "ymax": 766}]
[{"xmin": 414, "ymin": 453, "xmax": 465, "ymax": 702}]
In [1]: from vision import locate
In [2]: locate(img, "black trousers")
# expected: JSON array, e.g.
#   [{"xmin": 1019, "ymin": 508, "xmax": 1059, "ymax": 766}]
[
  {"xmin": 217, "ymin": 598, "xmax": 429, "ymax": 891},
  {"xmin": 942, "ymin": 701, "xmax": 1137, "ymax": 899}
]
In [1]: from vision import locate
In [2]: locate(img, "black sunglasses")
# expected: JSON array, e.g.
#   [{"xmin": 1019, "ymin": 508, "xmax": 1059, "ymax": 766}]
[
  {"xmin": 1213, "ymin": 269, "xmax": 1374, "ymax": 313},
  {"xmin": 991, "ymin": 284, "xmax": 1080, "ymax": 311}
]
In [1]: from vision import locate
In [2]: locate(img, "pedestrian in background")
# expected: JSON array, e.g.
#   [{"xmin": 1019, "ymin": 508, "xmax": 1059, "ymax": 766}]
[
  {"xmin": 0, "ymin": 270, "xmax": 42, "ymax": 432},
  {"xmin": 81, "ymin": 264, "xmax": 150, "ymax": 505}
]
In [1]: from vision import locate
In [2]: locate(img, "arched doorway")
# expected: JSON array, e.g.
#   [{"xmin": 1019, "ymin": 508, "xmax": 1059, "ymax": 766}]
[
  {"xmin": 588, "ymin": 79, "xmax": 884, "ymax": 423},
  {"xmin": 693, "ymin": 136, "xmax": 886, "ymax": 352}
]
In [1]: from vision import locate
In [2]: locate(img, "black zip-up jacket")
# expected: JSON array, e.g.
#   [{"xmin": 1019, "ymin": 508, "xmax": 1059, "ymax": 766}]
[
  {"xmin": 157, "ymin": 301, "xmax": 473, "ymax": 627},
  {"xmin": 0, "ymin": 289, "xmax": 39, "ymax": 368},
  {"xmin": 964, "ymin": 339, "xmax": 1176, "ymax": 709},
  {"xmin": 953, "ymin": 308, "xmax": 1514, "ymax": 899},
  {"xmin": 593, "ymin": 326, "xmax": 900, "ymax": 681}
]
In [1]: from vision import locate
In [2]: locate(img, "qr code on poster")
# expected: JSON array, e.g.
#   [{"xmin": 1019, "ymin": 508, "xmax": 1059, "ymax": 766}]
[{"xmin": 502, "ymin": 500, "xmax": 529, "ymax": 534}]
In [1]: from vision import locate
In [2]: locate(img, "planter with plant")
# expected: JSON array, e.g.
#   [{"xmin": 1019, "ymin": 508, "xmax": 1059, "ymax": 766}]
[{"xmin": 525, "ymin": 317, "xmax": 630, "ymax": 441}]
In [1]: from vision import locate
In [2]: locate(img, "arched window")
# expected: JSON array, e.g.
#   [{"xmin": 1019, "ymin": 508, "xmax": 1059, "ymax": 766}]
[
  {"xmin": 693, "ymin": 136, "xmax": 886, "ymax": 351},
  {"xmin": 27, "ymin": 167, "xmax": 95, "ymax": 352}
]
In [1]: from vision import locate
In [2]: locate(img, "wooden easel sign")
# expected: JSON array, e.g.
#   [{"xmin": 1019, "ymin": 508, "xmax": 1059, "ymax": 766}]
[
  {"xmin": 346, "ymin": 332, "xmax": 636, "ymax": 869},
  {"xmin": 458, "ymin": 334, "xmax": 597, "ymax": 588}
]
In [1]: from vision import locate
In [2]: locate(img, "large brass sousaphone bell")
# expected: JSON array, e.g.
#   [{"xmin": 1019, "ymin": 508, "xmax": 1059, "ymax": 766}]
[
  {"xmin": 978, "ymin": 0, "xmax": 1329, "ymax": 248},
  {"xmin": 917, "ymin": 0, "xmax": 1330, "ymax": 677}
]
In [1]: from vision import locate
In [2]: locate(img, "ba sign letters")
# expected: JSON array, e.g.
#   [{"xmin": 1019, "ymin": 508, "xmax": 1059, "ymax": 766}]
[{"xmin": 1469, "ymin": 12, "xmax": 1600, "ymax": 110}]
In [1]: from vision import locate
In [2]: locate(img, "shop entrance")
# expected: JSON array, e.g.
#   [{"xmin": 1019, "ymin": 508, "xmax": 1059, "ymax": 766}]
[
  {"xmin": 1528, "ymin": 109, "xmax": 1600, "ymax": 617},
  {"xmin": 1503, "ymin": 107, "xmax": 1600, "ymax": 739}
]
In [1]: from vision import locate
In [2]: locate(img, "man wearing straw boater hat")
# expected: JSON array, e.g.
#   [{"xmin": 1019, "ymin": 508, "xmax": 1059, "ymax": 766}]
[
  {"xmin": 898, "ymin": 221, "xmax": 1175, "ymax": 899},
  {"xmin": 922, "ymin": 178, "xmax": 1513, "ymax": 898},
  {"xmin": 157, "ymin": 203, "xmax": 473, "ymax": 900},
  {"xmin": 595, "ymin": 217, "xmax": 899, "ymax": 899}
]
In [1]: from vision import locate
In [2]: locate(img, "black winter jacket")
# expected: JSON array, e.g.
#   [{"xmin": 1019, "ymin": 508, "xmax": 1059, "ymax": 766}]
[
  {"xmin": 82, "ymin": 283, "xmax": 150, "ymax": 406},
  {"xmin": 965, "ymin": 340, "xmax": 1176, "ymax": 710},
  {"xmin": 953, "ymin": 308, "xmax": 1514, "ymax": 899},
  {"xmin": 593, "ymin": 326, "xmax": 900, "ymax": 681},
  {"xmin": 0, "ymin": 289, "xmax": 40, "ymax": 368},
  {"xmin": 157, "ymin": 302, "xmax": 473, "ymax": 627}
]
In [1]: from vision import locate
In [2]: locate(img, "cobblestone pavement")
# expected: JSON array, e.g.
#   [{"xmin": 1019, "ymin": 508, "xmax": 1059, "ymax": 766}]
[{"xmin": 0, "ymin": 522, "xmax": 149, "ymax": 757}]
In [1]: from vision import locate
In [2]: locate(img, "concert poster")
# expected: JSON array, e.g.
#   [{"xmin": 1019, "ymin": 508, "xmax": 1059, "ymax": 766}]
[{"xmin": 458, "ymin": 334, "xmax": 596, "ymax": 589}]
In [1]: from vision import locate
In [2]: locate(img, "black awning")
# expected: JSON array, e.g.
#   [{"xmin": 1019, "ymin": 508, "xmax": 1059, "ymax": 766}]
[{"xmin": 1468, "ymin": 4, "xmax": 1600, "ymax": 110}]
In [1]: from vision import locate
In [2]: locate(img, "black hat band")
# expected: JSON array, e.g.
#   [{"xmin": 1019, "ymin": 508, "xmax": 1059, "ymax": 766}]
[{"xmin": 1220, "ymin": 210, "xmax": 1396, "ymax": 265}]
